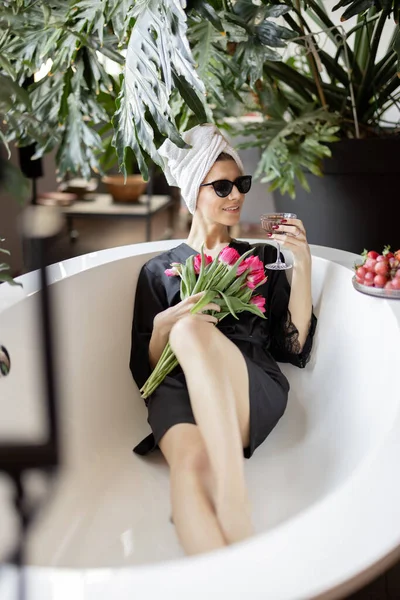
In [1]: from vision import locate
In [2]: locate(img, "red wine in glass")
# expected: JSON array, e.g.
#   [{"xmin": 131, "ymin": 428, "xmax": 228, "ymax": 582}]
[{"xmin": 260, "ymin": 212, "xmax": 297, "ymax": 270}]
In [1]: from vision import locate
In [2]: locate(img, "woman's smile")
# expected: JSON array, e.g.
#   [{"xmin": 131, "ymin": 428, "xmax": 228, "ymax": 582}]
[{"xmin": 222, "ymin": 205, "xmax": 241, "ymax": 213}]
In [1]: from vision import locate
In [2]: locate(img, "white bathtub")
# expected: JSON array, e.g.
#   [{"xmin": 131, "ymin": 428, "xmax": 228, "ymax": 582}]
[{"xmin": 0, "ymin": 239, "xmax": 400, "ymax": 600}]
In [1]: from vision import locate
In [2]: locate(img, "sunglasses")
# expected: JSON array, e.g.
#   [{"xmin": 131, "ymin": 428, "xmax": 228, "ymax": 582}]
[{"xmin": 200, "ymin": 175, "xmax": 252, "ymax": 198}]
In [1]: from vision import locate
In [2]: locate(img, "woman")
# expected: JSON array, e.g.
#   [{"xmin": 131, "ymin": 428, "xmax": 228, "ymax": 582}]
[{"xmin": 130, "ymin": 124, "xmax": 317, "ymax": 556}]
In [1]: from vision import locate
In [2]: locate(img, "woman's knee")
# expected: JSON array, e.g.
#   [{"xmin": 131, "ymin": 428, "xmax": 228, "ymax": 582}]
[
  {"xmin": 175, "ymin": 442, "xmax": 210, "ymax": 475},
  {"xmin": 159, "ymin": 423, "xmax": 210, "ymax": 474},
  {"xmin": 169, "ymin": 315, "xmax": 210, "ymax": 353}
]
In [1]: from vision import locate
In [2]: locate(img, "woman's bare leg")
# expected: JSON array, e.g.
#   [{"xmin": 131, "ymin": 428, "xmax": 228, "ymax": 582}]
[
  {"xmin": 169, "ymin": 316, "xmax": 254, "ymax": 544},
  {"xmin": 159, "ymin": 423, "xmax": 227, "ymax": 555}
]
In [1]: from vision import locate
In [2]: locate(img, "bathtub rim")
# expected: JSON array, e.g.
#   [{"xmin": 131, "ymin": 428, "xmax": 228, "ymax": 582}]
[
  {"xmin": 0, "ymin": 239, "xmax": 364, "ymax": 310},
  {"xmin": 1, "ymin": 239, "xmax": 400, "ymax": 600}
]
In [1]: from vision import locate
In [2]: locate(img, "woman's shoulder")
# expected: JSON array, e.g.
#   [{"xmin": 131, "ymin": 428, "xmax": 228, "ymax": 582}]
[{"xmin": 141, "ymin": 243, "xmax": 188, "ymax": 278}]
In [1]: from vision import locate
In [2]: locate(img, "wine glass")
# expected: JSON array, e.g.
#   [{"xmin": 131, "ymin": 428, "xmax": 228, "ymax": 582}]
[{"xmin": 260, "ymin": 212, "xmax": 297, "ymax": 270}]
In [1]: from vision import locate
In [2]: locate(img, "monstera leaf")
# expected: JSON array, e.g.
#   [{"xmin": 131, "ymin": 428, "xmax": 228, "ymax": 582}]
[{"xmin": 112, "ymin": 0, "xmax": 207, "ymax": 179}]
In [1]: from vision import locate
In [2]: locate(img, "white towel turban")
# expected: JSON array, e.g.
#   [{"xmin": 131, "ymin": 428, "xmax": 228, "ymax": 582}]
[{"xmin": 158, "ymin": 123, "xmax": 244, "ymax": 215}]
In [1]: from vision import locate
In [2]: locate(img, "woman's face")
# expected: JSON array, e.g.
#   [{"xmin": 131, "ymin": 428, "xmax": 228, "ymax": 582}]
[{"xmin": 196, "ymin": 159, "xmax": 246, "ymax": 226}]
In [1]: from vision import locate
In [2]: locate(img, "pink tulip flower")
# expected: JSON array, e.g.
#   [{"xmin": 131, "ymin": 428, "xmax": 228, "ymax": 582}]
[
  {"xmin": 165, "ymin": 267, "xmax": 180, "ymax": 277},
  {"xmin": 219, "ymin": 247, "xmax": 241, "ymax": 266},
  {"xmin": 237, "ymin": 255, "xmax": 264, "ymax": 276},
  {"xmin": 246, "ymin": 270, "xmax": 268, "ymax": 289},
  {"xmin": 194, "ymin": 253, "xmax": 213, "ymax": 274},
  {"xmin": 250, "ymin": 295, "xmax": 266, "ymax": 313}
]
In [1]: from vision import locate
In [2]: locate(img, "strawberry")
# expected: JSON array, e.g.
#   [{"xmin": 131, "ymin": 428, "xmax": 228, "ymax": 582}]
[{"xmin": 382, "ymin": 245, "xmax": 394, "ymax": 259}]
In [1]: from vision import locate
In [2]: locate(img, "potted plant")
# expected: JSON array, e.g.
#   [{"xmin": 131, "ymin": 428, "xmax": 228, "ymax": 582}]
[
  {"xmin": 229, "ymin": 1, "xmax": 400, "ymax": 253},
  {"xmin": 101, "ymin": 148, "xmax": 147, "ymax": 203},
  {"xmin": 1, "ymin": 1, "xmax": 399, "ymax": 253}
]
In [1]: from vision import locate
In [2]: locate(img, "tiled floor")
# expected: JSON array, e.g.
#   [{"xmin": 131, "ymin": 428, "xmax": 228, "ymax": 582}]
[{"xmin": 38, "ymin": 210, "xmax": 400, "ymax": 599}]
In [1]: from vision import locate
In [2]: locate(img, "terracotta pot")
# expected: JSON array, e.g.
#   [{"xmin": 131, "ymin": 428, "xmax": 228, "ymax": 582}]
[{"xmin": 102, "ymin": 175, "xmax": 147, "ymax": 203}]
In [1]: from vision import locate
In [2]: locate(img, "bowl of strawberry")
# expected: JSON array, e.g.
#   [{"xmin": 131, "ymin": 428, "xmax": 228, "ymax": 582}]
[{"xmin": 353, "ymin": 246, "xmax": 400, "ymax": 298}]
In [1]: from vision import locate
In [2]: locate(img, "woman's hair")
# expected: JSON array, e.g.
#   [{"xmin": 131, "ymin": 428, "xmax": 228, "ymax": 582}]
[
  {"xmin": 215, "ymin": 152, "xmax": 235, "ymax": 162},
  {"xmin": 215, "ymin": 151, "xmax": 244, "ymax": 174}
]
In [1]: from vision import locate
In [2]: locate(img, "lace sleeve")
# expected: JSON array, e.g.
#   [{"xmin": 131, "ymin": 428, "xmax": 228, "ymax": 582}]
[
  {"xmin": 266, "ymin": 246, "xmax": 317, "ymax": 368},
  {"xmin": 270, "ymin": 308, "xmax": 317, "ymax": 368}
]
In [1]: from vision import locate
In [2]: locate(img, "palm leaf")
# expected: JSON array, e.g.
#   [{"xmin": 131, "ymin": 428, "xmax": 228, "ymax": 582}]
[
  {"xmin": 351, "ymin": 7, "xmax": 380, "ymax": 78},
  {"xmin": 340, "ymin": 0, "xmax": 376, "ymax": 21},
  {"xmin": 303, "ymin": 0, "xmax": 361, "ymax": 80},
  {"xmin": 357, "ymin": 5, "xmax": 393, "ymax": 113},
  {"xmin": 392, "ymin": 25, "xmax": 400, "ymax": 76},
  {"xmin": 236, "ymin": 109, "xmax": 340, "ymax": 198}
]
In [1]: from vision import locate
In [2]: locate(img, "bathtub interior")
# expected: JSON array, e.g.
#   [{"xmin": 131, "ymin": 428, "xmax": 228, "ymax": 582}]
[{"xmin": 0, "ymin": 248, "xmax": 399, "ymax": 569}]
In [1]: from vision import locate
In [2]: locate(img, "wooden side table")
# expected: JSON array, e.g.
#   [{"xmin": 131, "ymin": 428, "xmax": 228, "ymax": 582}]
[{"xmin": 61, "ymin": 193, "xmax": 175, "ymax": 243}]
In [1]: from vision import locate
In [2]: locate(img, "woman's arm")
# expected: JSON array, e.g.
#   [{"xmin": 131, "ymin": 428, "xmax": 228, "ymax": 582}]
[
  {"xmin": 266, "ymin": 219, "xmax": 316, "ymax": 366},
  {"xmin": 148, "ymin": 321, "xmax": 170, "ymax": 370},
  {"xmin": 268, "ymin": 217, "xmax": 313, "ymax": 351},
  {"xmin": 130, "ymin": 266, "xmax": 168, "ymax": 390},
  {"xmin": 287, "ymin": 257, "xmax": 313, "ymax": 352}
]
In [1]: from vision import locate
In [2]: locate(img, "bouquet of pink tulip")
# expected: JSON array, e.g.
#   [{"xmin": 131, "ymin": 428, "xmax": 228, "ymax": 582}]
[{"xmin": 140, "ymin": 245, "xmax": 268, "ymax": 399}]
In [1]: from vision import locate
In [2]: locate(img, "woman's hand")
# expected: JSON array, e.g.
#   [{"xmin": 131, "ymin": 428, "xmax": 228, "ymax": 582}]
[
  {"xmin": 154, "ymin": 291, "xmax": 221, "ymax": 338},
  {"xmin": 149, "ymin": 291, "xmax": 221, "ymax": 369},
  {"xmin": 268, "ymin": 217, "xmax": 311, "ymax": 269}
]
